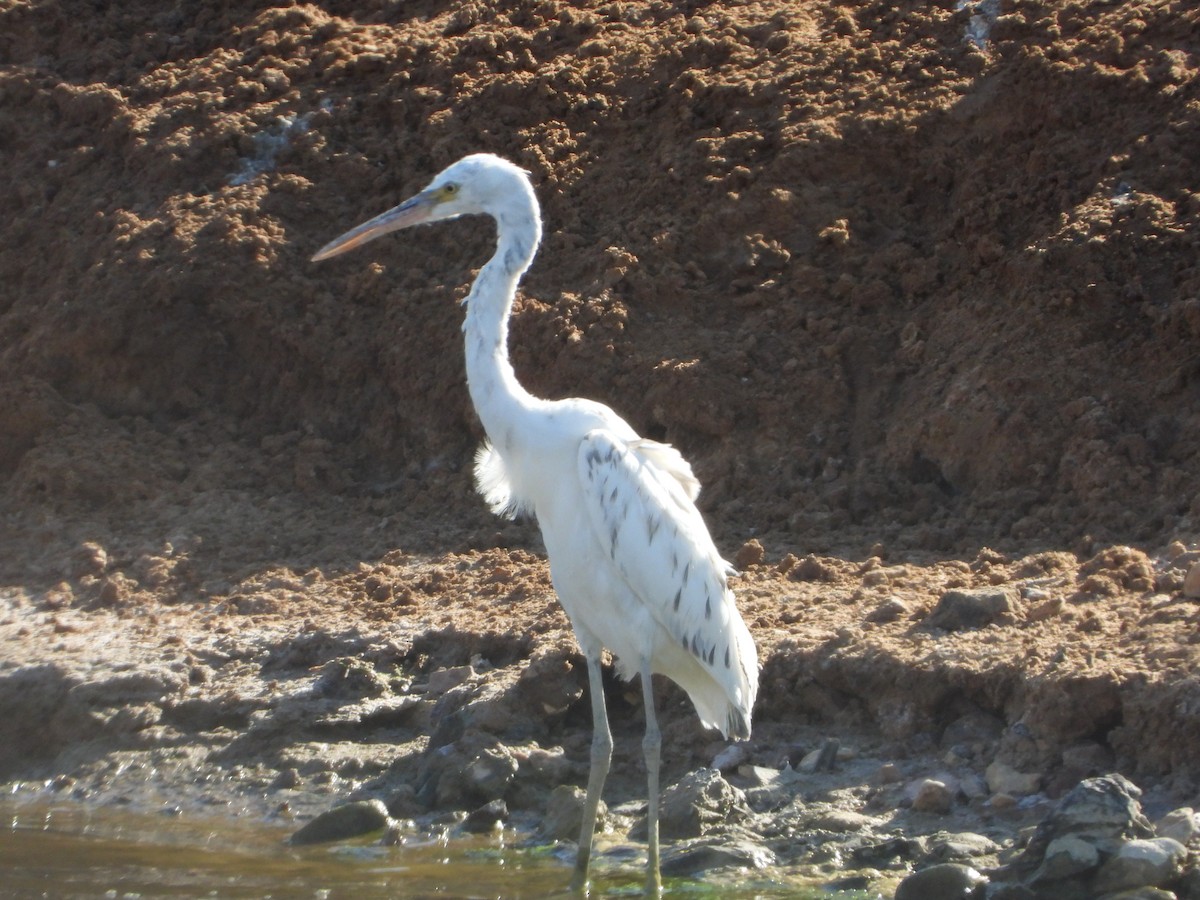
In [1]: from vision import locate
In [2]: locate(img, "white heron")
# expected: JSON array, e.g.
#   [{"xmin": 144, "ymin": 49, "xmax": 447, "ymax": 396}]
[{"xmin": 312, "ymin": 153, "xmax": 758, "ymax": 895}]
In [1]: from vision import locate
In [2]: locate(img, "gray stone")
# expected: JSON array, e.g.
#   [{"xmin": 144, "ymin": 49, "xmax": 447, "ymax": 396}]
[
  {"xmin": 1031, "ymin": 833, "xmax": 1100, "ymax": 882},
  {"xmin": 810, "ymin": 809, "xmax": 879, "ymax": 833},
  {"xmin": 1096, "ymin": 889, "xmax": 1178, "ymax": 900},
  {"xmin": 1092, "ymin": 837, "xmax": 1186, "ymax": 894},
  {"xmin": 1001, "ymin": 774, "xmax": 1155, "ymax": 885},
  {"xmin": 925, "ymin": 831, "xmax": 1001, "ymax": 863},
  {"xmin": 463, "ymin": 798, "xmax": 507, "ymax": 833},
  {"xmin": 660, "ymin": 837, "xmax": 776, "ymax": 876},
  {"xmin": 986, "ymin": 760, "xmax": 1042, "ymax": 796},
  {"xmin": 425, "ymin": 665, "xmax": 475, "ymax": 695},
  {"xmin": 659, "ymin": 768, "xmax": 749, "ymax": 839},
  {"xmin": 866, "ymin": 596, "xmax": 910, "ymax": 623},
  {"xmin": 912, "ymin": 778, "xmax": 955, "ymax": 814},
  {"xmin": 1045, "ymin": 775, "xmax": 1153, "ymax": 848},
  {"xmin": 541, "ymin": 784, "xmax": 606, "ymax": 841},
  {"xmin": 1155, "ymin": 807, "xmax": 1198, "ymax": 844},
  {"xmin": 1183, "ymin": 561, "xmax": 1200, "ymax": 598},
  {"xmin": 463, "ymin": 746, "xmax": 518, "ymax": 802},
  {"xmin": 290, "ymin": 799, "xmax": 392, "ymax": 845},
  {"xmin": 925, "ymin": 586, "xmax": 1017, "ymax": 631},
  {"xmin": 711, "ymin": 743, "xmax": 747, "ymax": 772},
  {"xmin": 894, "ymin": 862, "xmax": 987, "ymax": 900}
]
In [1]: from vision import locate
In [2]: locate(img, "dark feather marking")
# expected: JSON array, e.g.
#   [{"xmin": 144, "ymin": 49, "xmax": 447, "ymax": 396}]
[
  {"xmin": 706, "ymin": 645, "xmax": 715, "ymax": 666},
  {"xmin": 673, "ymin": 587, "xmax": 681, "ymax": 612},
  {"xmin": 680, "ymin": 632, "xmax": 689, "ymax": 649},
  {"xmin": 682, "ymin": 561, "xmax": 691, "ymax": 586},
  {"xmin": 609, "ymin": 485, "xmax": 618, "ymax": 503},
  {"xmin": 586, "ymin": 447, "xmax": 602, "ymax": 467},
  {"xmin": 670, "ymin": 551, "xmax": 679, "ymax": 573},
  {"xmin": 609, "ymin": 523, "xmax": 619, "ymax": 554},
  {"xmin": 646, "ymin": 515, "xmax": 660, "ymax": 543},
  {"xmin": 704, "ymin": 592, "xmax": 712, "ymax": 620},
  {"xmin": 724, "ymin": 645, "xmax": 731, "ymax": 669}
]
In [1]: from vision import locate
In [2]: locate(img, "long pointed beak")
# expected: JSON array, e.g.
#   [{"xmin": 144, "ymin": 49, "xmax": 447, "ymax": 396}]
[{"xmin": 311, "ymin": 191, "xmax": 436, "ymax": 262}]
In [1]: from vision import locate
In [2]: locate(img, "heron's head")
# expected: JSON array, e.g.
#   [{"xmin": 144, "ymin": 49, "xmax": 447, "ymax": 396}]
[{"xmin": 311, "ymin": 153, "xmax": 535, "ymax": 262}]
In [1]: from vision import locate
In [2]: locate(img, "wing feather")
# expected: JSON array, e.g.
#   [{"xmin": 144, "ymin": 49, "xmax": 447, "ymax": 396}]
[{"xmin": 577, "ymin": 430, "xmax": 758, "ymax": 738}]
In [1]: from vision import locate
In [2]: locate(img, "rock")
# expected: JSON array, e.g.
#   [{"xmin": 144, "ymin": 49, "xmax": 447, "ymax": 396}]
[
  {"xmin": 660, "ymin": 836, "xmax": 776, "ymax": 876},
  {"xmin": 1031, "ymin": 834, "xmax": 1100, "ymax": 882},
  {"xmin": 290, "ymin": 799, "xmax": 392, "ymax": 845},
  {"xmin": 738, "ymin": 764, "xmax": 783, "ymax": 787},
  {"xmin": 1001, "ymin": 774, "xmax": 1155, "ymax": 884},
  {"xmin": 851, "ymin": 835, "xmax": 924, "ymax": 866},
  {"xmin": 925, "ymin": 832, "xmax": 1001, "ymax": 863},
  {"xmin": 894, "ymin": 862, "xmax": 987, "ymax": 900},
  {"xmin": 1155, "ymin": 807, "xmax": 1198, "ymax": 844},
  {"xmin": 911, "ymin": 778, "xmax": 955, "ymax": 814},
  {"xmin": 866, "ymin": 596, "xmax": 909, "ymax": 623},
  {"xmin": 1096, "ymin": 888, "xmax": 1178, "ymax": 900},
  {"xmin": 1092, "ymin": 837, "xmax": 1187, "ymax": 894},
  {"xmin": 659, "ymin": 768, "xmax": 749, "ymax": 839},
  {"xmin": 798, "ymin": 737, "xmax": 840, "ymax": 773},
  {"xmin": 1183, "ymin": 562, "xmax": 1200, "ymax": 598},
  {"xmin": 711, "ymin": 743, "xmax": 748, "ymax": 772},
  {"xmin": 426, "ymin": 665, "xmax": 475, "ymax": 695},
  {"xmin": 463, "ymin": 799, "xmax": 507, "ymax": 833},
  {"xmin": 876, "ymin": 762, "xmax": 904, "ymax": 784},
  {"xmin": 810, "ymin": 809, "xmax": 879, "ymax": 833},
  {"xmin": 542, "ymin": 784, "xmax": 605, "ymax": 841},
  {"xmin": 516, "ymin": 649, "xmax": 584, "ymax": 716},
  {"xmin": 1045, "ymin": 775, "xmax": 1153, "ymax": 848},
  {"xmin": 986, "ymin": 760, "xmax": 1042, "ymax": 796},
  {"xmin": 463, "ymin": 746, "xmax": 519, "ymax": 803},
  {"xmin": 925, "ymin": 586, "xmax": 1017, "ymax": 631}
]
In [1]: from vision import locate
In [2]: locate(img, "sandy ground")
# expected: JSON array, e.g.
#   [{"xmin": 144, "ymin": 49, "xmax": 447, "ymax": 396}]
[{"xmin": 1, "ymin": 0, "xmax": 1200, "ymax": 889}]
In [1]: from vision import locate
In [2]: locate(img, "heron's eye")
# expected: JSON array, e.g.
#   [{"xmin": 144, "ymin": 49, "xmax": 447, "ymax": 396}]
[{"xmin": 443, "ymin": 183, "xmax": 459, "ymax": 196}]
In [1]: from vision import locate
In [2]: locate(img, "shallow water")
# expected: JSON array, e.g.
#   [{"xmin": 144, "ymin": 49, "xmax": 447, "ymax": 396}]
[{"xmin": 0, "ymin": 800, "xmax": 871, "ymax": 899}]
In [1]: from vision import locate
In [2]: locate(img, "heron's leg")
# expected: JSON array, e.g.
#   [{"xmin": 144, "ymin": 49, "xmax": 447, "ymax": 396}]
[
  {"xmin": 569, "ymin": 652, "xmax": 612, "ymax": 894},
  {"xmin": 640, "ymin": 661, "xmax": 662, "ymax": 897}
]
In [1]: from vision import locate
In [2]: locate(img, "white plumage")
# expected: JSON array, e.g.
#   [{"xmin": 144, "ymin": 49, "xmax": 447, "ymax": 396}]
[{"xmin": 313, "ymin": 153, "xmax": 758, "ymax": 895}]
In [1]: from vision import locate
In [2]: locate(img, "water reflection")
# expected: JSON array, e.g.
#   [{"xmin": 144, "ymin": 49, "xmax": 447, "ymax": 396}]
[{"xmin": 1, "ymin": 799, "xmax": 856, "ymax": 898}]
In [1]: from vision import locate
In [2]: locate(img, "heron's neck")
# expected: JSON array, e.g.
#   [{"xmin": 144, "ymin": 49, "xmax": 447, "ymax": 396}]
[{"xmin": 463, "ymin": 207, "xmax": 543, "ymax": 443}]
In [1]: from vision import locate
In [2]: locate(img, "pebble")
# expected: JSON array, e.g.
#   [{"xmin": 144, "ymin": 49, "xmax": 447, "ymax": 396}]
[
  {"xmin": 894, "ymin": 862, "xmax": 987, "ymax": 900},
  {"xmin": 289, "ymin": 799, "xmax": 392, "ymax": 845},
  {"xmin": 924, "ymin": 586, "xmax": 1017, "ymax": 631},
  {"xmin": 876, "ymin": 762, "xmax": 903, "ymax": 784},
  {"xmin": 911, "ymin": 778, "xmax": 955, "ymax": 814}
]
